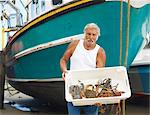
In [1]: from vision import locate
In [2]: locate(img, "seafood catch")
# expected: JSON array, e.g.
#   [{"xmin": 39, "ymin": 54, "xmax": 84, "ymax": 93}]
[{"xmin": 69, "ymin": 78, "xmax": 124, "ymax": 99}]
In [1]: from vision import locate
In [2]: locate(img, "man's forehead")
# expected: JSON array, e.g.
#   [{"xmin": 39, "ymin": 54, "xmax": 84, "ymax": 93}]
[{"xmin": 85, "ymin": 28, "xmax": 98, "ymax": 33}]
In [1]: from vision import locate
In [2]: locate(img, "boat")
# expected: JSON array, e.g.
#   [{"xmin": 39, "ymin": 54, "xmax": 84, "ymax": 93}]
[
  {"xmin": 2, "ymin": 0, "xmax": 150, "ymax": 106},
  {"xmin": 128, "ymin": 42, "xmax": 150, "ymax": 96}
]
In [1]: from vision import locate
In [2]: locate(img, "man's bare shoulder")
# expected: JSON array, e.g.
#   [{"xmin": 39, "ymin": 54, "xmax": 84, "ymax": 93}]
[
  {"xmin": 62, "ymin": 40, "xmax": 80, "ymax": 58},
  {"xmin": 97, "ymin": 47, "xmax": 106, "ymax": 65},
  {"xmin": 68, "ymin": 40, "xmax": 80, "ymax": 49},
  {"xmin": 98, "ymin": 47, "xmax": 105, "ymax": 54}
]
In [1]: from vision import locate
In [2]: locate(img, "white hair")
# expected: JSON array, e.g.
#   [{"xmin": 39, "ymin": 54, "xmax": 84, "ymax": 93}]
[{"xmin": 84, "ymin": 23, "xmax": 101, "ymax": 37}]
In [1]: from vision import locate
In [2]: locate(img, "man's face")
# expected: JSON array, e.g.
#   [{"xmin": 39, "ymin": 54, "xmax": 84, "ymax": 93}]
[{"xmin": 84, "ymin": 27, "xmax": 99, "ymax": 46}]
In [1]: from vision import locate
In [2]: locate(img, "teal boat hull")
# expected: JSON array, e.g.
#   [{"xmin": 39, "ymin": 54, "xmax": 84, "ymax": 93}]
[
  {"xmin": 4, "ymin": 0, "xmax": 150, "ymax": 104},
  {"xmin": 5, "ymin": 1, "xmax": 149, "ymax": 79}
]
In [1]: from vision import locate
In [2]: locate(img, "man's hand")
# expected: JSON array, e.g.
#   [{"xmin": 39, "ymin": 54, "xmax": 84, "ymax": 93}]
[{"xmin": 62, "ymin": 70, "xmax": 68, "ymax": 81}]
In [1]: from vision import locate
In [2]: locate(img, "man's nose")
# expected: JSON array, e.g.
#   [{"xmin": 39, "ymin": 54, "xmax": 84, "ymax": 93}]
[{"xmin": 89, "ymin": 35, "xmax": 93, "ymax": 39}]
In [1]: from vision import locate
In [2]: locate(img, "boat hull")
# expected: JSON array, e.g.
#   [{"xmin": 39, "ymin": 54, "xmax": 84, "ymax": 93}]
[
  {"xmin": 128, "ymin": 65, "xmax": 150, "ymax": 95},
  {"xmin": 8, "ymin": 80, "xmax": 67, "ymax": 106},
  {"xmin": 5, "ymin": 1, "xmax": 150, "ymax": 79},
  {"xmin": 4, "ymin": 0, "xmax": 150, "ymax": 105}
]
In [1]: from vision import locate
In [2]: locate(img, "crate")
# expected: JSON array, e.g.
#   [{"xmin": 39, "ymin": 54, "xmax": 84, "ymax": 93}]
[{"xmin": 65, "ymin": 66, "xmax": 131, "ymax": 106}]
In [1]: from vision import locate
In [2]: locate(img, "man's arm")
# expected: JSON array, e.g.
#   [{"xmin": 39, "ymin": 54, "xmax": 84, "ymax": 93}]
[
  {"xmin": 60, "ymin": 40, "xmax": 79, "ymax": 73},
  {"xmin": 96, "ymin": 47, "xmax": 106, "ymax": 68}
]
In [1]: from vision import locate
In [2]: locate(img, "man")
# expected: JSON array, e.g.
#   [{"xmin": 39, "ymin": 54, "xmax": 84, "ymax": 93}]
[{"xmin": 60, "ymin": 23, "xmax": 106, "ymax": 115}]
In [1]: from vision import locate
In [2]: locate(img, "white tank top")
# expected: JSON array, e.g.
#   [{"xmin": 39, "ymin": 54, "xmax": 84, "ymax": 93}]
[{"xmin": 70, "ymin": 40, "xmax": 100, "ymax": 70}]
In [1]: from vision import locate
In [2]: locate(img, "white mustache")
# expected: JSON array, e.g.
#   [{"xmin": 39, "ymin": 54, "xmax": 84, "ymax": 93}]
[{"xmin": 87, "ymin": 39, "xmax": 94, "ymax": 43}]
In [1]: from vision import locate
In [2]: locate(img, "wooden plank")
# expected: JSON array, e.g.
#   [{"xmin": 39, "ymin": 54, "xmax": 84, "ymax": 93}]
[{"xmin": 0, "ymin": 51, "xmax": 5, "ymax": 109}]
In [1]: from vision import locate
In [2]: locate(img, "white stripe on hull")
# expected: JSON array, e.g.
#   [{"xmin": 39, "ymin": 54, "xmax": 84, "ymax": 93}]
[
  {"xmin": 6, "ymin": 77, "xmax": 63, "ymax": 82},
  {"xmin": 14, "ymin": 34, "xmax": 84, "ymax": 59},
  {"xmin": 106, "ymin": 0, "xmax": 150, "ymax": 8}
]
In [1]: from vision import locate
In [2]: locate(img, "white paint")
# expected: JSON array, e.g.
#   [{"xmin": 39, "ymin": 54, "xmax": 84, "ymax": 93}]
[{"xmin": 106, "ymin": 0, "xmax": 150, "ymax": 8}]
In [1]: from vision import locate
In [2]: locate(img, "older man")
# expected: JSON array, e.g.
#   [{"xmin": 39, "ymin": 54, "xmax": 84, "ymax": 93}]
[{"xmin": 60, "ymin": 23, "xmax": 106, "ymax": 115}]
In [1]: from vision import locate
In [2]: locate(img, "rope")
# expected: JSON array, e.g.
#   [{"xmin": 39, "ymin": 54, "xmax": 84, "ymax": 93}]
[
  {"xmin": 119, "ymin": 0, "xmax": 123, "ymax": 65},
  {"xmin": 124, "ymin": 0, "xmax": 131, "ymax": 67},
  {"xmin": 122, "ymin": 0, "xmax": 131, "ymax": 115},
  {"xmin": 116, "ymin": 102, "xmax": 121, "ymax": 115}
]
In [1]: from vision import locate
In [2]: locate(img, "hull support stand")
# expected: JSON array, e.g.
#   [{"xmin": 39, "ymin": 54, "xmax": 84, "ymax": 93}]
[{"xmin": 0, "ymin": 51, "xmax": 5, "ymax": 109}]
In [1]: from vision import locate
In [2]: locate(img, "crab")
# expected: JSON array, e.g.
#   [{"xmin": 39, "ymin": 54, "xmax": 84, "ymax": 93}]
[
  {"xmin": 84, "ymin": 84, "xmax": 97, "ymax": 98},
  {"xmin": 69, "ymin": 80, "xmax": 85, "ymax": 99},
  {"xmin": 69, "ymin": 85, "xmax": 81, "ymax": 99},
  {"xmin": 69, "ymin": 78, "xmax": 123, "ymax": 99}
]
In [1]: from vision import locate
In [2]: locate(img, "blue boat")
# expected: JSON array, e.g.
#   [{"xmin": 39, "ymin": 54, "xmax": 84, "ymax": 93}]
[{"xmin": 128, "ymin": 43, "xmax": 150, "ymax": 95}]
